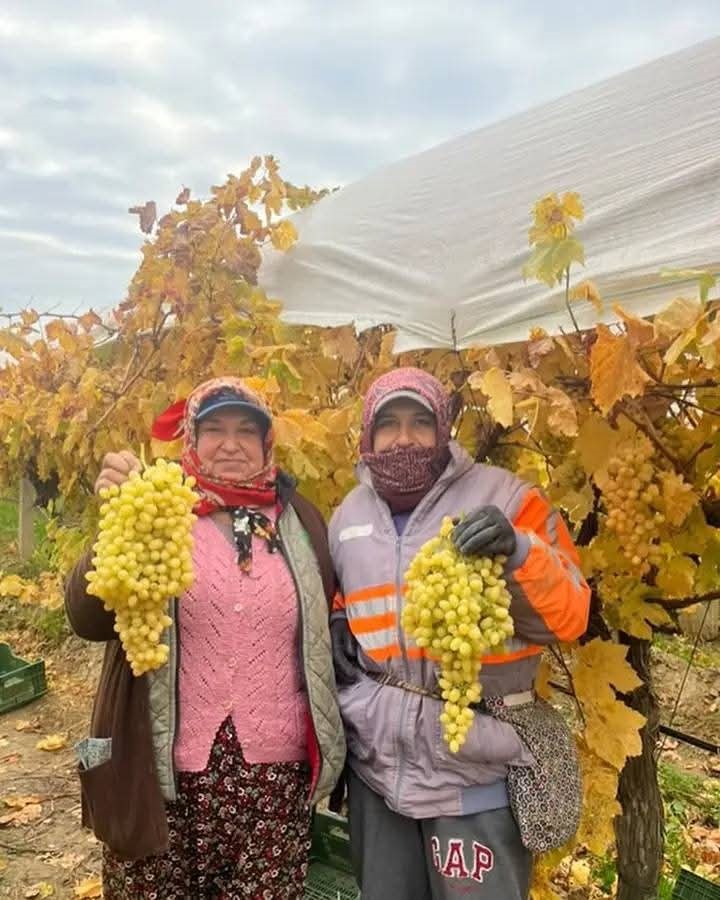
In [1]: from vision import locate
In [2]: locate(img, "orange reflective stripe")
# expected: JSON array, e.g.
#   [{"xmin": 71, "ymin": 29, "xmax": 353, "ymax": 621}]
[
  {"xmin": 346, "ymin": 583, "xmax": 396, "ymax": 605},
  {"xmin": 364, "ymin": 645, "xmax": 401, "ymax": 662},
  {"xmin": 481, "ymin": 645, "xmax": 543, "ymax": 665},
  {"xmin": 406, "ymin": 646, "xmax": 428, "ymax": 660},
  {"xmin": 351, "ymin": 611, "xmax": 397, "ymax": 635},
  {"xmin": 331, "ymin": 591, "xmax": 346, "ymax": 612}
]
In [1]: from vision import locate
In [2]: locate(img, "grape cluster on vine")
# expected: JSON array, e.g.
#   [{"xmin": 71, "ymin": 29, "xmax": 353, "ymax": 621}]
[
  {"xmin": 603, "ymin": 441, "xmax": 665, "ymax": 575},
  {"xmin": 402, "ymin": 517, "xmax": 514, "ymax": 753}
]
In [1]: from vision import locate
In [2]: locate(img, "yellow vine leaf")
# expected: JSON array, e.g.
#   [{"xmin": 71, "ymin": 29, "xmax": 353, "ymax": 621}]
[
  {"xmin": 376, "ymin": 330, "xmax": 396, "ymax": 369},
  {"xmin": 658, "ymin": 471, "xmax": 698, "ymax": 526},
  {"xmin": 570, "ymin": 280, "xmax": 603, "ymax": 313},
  {"xmin": 531, "ymin": 846, "xmax": 570, "ymax": 899},
  {"xmin": 319, "ymin": 404, "xmax": 360, "ymax": 436},
  {"xmin": 656, "ymin": 555, "xmax": 697, "ymax": 599},
  {"xmin": 36, "ymin": 734, "xmax": 68, "ymax": 752},
  {"xmin": 584, "ymin": 696, "xmax": 644, "ymax": 771},
  {"xmin": 575, "ymin": 638, "xmax": 641, "ymax": 696},
  {"xmin": 569, "ymin": 859, "xmax": 591, "ymax": 887},
  {"xmin": 280, "ymin": 409, "xmax": 330, "ymax": 447},
  {"xmin": 24, "ymin": 883, "xmax": 54, "ymax": 899},
  {"xmin": 3, "ymin": 795, "xmax": 42, "ymax": 809},
  {"xmin": 660, "ymin": 268, "xmax": 717, "ymax": 302},
  {"xmin": 575, "ymin": 414, "xmax": 619, "ymax": 476},
  {"xmin": 603, "ymin": 580, "xmax": 672, "ymax": 639},
  {"xmin": 699, "ymin": 313, "xmax": 720, "ymax": 347},
  {"xmin": 613, "ymin": 304, "xmax": 655, "ymax": 346},
  {"xmin": 528, "ymin": 192, "xmax": 584, "ymax": 245},
  {"xmin": 270, "ymin": 219, "xmax": 298, "ymax": 251},
  {"xmin": 576, "ymin": 742, "xmax": 621, "ymax": 855},
  {"xmin": 320, "ymin": 325, "xmax": 361, "ymax": 367},
  {"xmin": 547, "ymin": 467, "xmax": 594, "ymax": 526},
  {"xmin": 73, "ymin": 877, "xmax": 102, "ymax": 899},
  {"xmin": 653, "ymin": 296, "xmax": 704, "ymax": 340},
  {"xmin": 695, "ymin": 535, "xmax": 720, "ymax": 593},
  {"xmin": 589, "ymin": 324, "xmax": 650, "ymax": 413},
  {"xmin": 273, "ymin": 414, "xmax": 305, "ymax": 447},
  {"xmin": 509, "ymin": 370, "xmax": 578, "ymax": 437},
  {"xmin": 470, "ymin": 367, "xmax": 513, "ymax": 427},
  {"xmin": 0, "ymin": 801, "xmax": 42, "ymax": 826},
  {"xmin": 573, "ymin": 639, "xmax": 644, "ymax": 770}
]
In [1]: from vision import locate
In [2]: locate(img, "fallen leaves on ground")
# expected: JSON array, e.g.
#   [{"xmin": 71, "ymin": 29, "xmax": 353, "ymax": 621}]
[
  {"xmin": 0, "ymin": 798, "xmax": 42, "ymax": 826},
  {"xmin": 73, "ymin": 876, "xmax": 103, "ymax": 898},
  {"xmin": 15, "ymin": 718, "xmax": 41, "ymax": 733},
  {"xmin": 24, "ymin": 883, "xmax": 54, "ymax": 898},
  {"xmin": 36, "ymin": 733, "xmax": 68, "ymax": 752}
]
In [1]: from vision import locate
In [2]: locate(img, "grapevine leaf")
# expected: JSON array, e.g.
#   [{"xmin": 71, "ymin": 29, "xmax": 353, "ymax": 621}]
[
  {"xmin": 470, "ymin": 367, "xmax": 514, "ymax": 427},
  {"xmin": 590, "ymin": 324, "xmax": 651, "ymax": 413}
]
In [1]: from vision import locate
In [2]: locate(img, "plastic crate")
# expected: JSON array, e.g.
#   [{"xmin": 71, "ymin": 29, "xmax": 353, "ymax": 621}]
[
  {"xmin": 310, "ymin": 811, "xmax": 354, "ymax": 875},
  {"xmin": 305, "ymin": 863, "xmax": 360, "ymax": 900},
  {"xmin": 672, "ymin": 869, "xmax": 720, "ymax": 899},
  {"xmin": 0, "ymin": 642, "xmax": 47, "ymax": 715},
  {"xmin": 306, "ymin": 811, "xmax": 360, "ymax": 898}
]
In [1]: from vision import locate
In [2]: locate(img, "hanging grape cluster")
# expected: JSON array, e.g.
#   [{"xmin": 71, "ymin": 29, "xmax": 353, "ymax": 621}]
[{"xmin": 603, "ymin": 440, "xmax": 664, "ymax": 575}]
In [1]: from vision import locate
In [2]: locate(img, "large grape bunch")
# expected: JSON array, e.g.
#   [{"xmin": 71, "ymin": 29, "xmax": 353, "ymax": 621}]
[
  {"xmin": 402, "ymin": 516, "xmax": 514, "ymax": 753},
  {"xmin": 86, "ymin": 459, "xmax": 198, "ymax": 676},
  {"xmin": 602, "ymin": 438, "xmax": 664, "ymax": 575}
]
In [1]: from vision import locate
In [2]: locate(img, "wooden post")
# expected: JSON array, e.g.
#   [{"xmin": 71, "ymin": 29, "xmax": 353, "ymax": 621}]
[
  {"xmin": 18, "ymin": 477, "xmax": 37, "ymax": 561},
  {"xmin": 678, "ymin": 601, "xmax": 720, "ymax": 641}
]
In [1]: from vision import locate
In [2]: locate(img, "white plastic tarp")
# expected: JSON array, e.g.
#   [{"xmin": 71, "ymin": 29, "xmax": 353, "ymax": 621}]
[{"xmin": 260, "ymin": 37, "xmax": 720, "ymax": 351}]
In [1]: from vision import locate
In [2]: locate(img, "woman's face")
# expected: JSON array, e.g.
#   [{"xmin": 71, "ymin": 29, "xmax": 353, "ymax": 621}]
[
  {"xmin": 196, "ymin": 409, "xmax": 266, "ymax": 480},
  {"xmin": 372, "ymin": 398, "xmax": 438, "ymax": 453}
]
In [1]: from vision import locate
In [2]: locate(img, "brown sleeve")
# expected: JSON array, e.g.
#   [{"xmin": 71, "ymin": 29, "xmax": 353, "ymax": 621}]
[
  {"xmin": 64, "ymin": 548, "xmax": 117, "ymax": 642},
  {"xmin": 289, "ymin": 493, "xmax": 338, "ymax": 611}
]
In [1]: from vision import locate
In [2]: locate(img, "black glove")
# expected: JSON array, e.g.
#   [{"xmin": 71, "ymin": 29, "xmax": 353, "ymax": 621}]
[
  {"xmin": 330, "ymin": 617, "xmax": 359, "ymax": 685},
  {"xmin": 452, "ymin": 505, "xmax": 517, "ymax": 558}
]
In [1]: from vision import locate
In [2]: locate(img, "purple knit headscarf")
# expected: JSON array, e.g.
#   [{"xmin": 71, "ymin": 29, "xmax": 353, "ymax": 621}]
[{"xmin": 360, "ymin": 368, "xmax": 452, "ymax": 512}]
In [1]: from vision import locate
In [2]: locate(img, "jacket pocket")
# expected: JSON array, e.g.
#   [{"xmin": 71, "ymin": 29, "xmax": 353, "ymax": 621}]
[
  {"xmin": 339, "ymin": 679, "xmax": 377, "ymax": 764},
  {"xmin": 75, "ymin": 737, "xmax": 112, "ymax": 771},
  {"xmin": 78, "ymin": 748, "xmax": 168, "ymax": 861},
  {"xmin": 433, "ymin": 709, "xmax": 532, "ymax": 771},
  {"xmin": 78, "ymin": 755, "xmax": 119, "ymax": 846}
]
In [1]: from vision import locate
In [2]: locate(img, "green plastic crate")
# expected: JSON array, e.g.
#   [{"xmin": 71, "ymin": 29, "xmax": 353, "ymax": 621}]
[
  {"xmin": 310, "ymin": 811, "xmax": 354, "ymax": 875},
  {"xmin": 673, "ymin": 869, "xmax": 720, "ymax": 900},
  {"xmin": 306, "ymin": 811, "xmax": 360, "ymax": 899},
  {"xmin": 0, "ymin": 642, "xmax": 47, "ymax": 715},
  {"xmin": 305, "ymin": 863, "xmax": 360, "ymax": 900}
]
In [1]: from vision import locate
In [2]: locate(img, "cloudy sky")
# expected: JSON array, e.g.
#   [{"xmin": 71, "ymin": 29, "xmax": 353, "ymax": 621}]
[{"xmin": 1, "ymin": 0, "xmax": 719, "ymax": 316}]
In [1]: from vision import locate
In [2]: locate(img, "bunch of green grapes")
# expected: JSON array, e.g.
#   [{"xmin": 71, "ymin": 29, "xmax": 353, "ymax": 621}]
[
  {"xmin": 658, "ymin": 420, "xmax": 699, "ymax": 462},
  {"xmin": 402, "ymin": 516, "xmax": 514, "ymax": 753},
  {"xmin": 86, "ymin": 459, "xmax": 198, "ymax": 676},
  {"xmin": 603, "ymin": 440, "xmax": 664, "ymax": 574}
]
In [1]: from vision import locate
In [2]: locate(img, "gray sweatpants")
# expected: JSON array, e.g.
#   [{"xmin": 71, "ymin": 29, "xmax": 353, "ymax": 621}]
[{"xmin": 347, "ymin": 769, "xmax": 532, "ymax": 900}]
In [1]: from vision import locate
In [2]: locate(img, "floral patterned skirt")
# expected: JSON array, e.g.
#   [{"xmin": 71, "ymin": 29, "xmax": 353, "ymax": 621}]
[{"xmin": 102, "ymin": 717, "xmax": 311, "ymax": 899}]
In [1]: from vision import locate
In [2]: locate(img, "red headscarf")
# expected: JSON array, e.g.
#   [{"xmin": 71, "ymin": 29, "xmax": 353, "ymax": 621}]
[
  {"xmin": 151, "ymin": 376, "xmax": 278, "ymax": 516},
  {"xmin": 360, "ymin": 367, "xmax": 452, "ymax": 513}
]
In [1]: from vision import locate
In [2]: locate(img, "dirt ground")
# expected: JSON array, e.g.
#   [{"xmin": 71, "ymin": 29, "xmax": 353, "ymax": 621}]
[
  {"xmin": 0, "ymin": 634, "xmax": 104, "ymax": 899},
  {"xmin": 0, "ymin": 628, "xmax": 718, "ymax": 899}
]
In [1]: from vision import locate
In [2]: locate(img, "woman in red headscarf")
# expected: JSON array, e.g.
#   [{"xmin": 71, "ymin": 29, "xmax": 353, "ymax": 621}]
[
  {"xmin": 328, "ymin": 367, "xmax": 590, "ymax": 900},
  {"xmin": 65, "ymin": 376, "xmax": 345, "ymax": 900}
]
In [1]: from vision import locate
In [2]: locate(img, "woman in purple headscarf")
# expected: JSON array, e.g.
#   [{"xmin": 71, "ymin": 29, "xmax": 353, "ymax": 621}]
[{"xmin": 328, "ymin": 367, "xmax": 590, "ymax": 900}]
